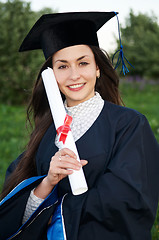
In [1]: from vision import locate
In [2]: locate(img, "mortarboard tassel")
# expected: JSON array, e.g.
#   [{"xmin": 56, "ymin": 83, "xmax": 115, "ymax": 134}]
[{"xmin": 112, "ymin": 12, "xmax": 134, "ymax": 75}]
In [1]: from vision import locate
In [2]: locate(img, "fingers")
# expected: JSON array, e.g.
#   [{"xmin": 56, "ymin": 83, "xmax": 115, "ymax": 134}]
[
  {"xmin": 54, "ymin": 149, "xmax": 88, "ymax": 170},
  {"xmin": 59, "ymin": 158, "xmax": 81, "ymax": 170},
  {"xmin": 80, "ymin": 160, "xmax": 88, "ymax": 166},
  {"xmin": 54, "ymin": 148, "xmax": 80, "ymax": 170},
  {"xmin": 53, "ymin": 167, "xmax": 73, "ymax": 176},
  {"xmin": 47, "ymin": 148, "xmax": 88, "ymax": 186},
  {"xmin": 55, "ymin": 148, "xmax": 77, "ymax": 159}
]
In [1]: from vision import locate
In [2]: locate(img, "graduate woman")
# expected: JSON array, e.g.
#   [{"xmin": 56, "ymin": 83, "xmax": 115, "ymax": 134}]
[{"xmin": 0, "ymin": 12, "xmax": 159, "ymax": 240}]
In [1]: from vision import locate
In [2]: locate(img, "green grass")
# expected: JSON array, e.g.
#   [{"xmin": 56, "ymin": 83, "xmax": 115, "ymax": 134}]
[
  {"xmin": 0, "ymin": 105, "xmax": 28, "ymax": 190},
  {"xmin": 120, "ymin": 82, "xmax": 159, "ymax": 142},
  {"xmin": 0, "ymin": 82, "xmax": 159, "ymax": 239}
]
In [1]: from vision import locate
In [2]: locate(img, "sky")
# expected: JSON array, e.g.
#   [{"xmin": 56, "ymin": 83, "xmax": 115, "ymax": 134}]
[{"xmin": 4, "ymin": 0, "xmax": 159, "ymax": 52}]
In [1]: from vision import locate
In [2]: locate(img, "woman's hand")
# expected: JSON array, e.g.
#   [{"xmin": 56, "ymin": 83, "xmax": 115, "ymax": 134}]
[
  {"xmin": 34, "ymin": 148, "xmax": 88, "ymax": 199},
  {"xmin": 46, "ymin": 148, "xmax": 88, "ymax": 186}
]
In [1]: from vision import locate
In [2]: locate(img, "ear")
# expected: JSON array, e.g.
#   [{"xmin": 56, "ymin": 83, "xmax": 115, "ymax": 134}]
[{"xmin": 96, "ymin": 65, "xmax": 100, "ymax": 78}]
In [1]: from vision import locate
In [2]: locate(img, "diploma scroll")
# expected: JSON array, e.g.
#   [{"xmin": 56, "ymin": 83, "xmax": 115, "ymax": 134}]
[{"xmin": 42, "ymin": 67, "xmax": 88, "ymax": 195}]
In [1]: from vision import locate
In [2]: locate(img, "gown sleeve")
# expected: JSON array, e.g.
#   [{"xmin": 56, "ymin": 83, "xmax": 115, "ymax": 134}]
[
  {"xmin": 64, "ymin": 113, "xmax": 159, "ymax": 240},
  {"xmin": 0, "ymin": 155, "xmax": 57, "ymax": 240}
]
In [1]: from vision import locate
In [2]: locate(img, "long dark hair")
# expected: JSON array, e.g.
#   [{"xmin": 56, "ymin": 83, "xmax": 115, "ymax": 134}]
[{"xmin": 1, "ymin": 45, "xmax": 123, "ymax": 199}]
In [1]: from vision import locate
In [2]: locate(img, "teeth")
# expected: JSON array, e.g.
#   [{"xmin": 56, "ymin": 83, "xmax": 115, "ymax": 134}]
[{"xmin": 68, "ymin": 83, "xmax": 84, "ymax": 89}]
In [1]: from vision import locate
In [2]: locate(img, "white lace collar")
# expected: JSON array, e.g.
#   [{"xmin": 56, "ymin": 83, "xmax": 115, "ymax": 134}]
[{"xmin": 55, "ymin": 92, "xmax": 104, "ymax": 147}]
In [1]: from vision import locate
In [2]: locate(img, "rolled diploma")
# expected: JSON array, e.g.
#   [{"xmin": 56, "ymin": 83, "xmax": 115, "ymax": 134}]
[{"xmin": 42, "ymin": 67, "xmax": 88, "ymax": 195}]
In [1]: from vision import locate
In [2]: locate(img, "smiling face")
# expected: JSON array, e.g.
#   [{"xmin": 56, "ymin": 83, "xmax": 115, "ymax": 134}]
[{"xmin": 52, "ymin": 45, "xmax": 100, "ymax": 107}]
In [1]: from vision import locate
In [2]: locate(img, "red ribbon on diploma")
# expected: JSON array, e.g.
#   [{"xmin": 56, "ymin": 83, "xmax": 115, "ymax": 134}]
[{"xmin": 57, "ymin": 114, "xmax": 73, "ymax": 144}]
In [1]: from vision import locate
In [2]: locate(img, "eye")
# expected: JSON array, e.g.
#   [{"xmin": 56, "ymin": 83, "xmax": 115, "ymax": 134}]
[
  {"xmin": 58, "ymin": 65, "xmax": 68, "ymax": 69},
  {"xmin": 79, "ymin": 61, "xmax": 89, "ymax": 66}
]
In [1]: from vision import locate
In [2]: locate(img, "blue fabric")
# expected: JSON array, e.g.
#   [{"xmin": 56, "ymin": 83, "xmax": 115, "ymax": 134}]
[
  {"xmin": 47, "ymin": 197, "xmax": 65, "ymax": 240},
  {"xmin": 0, "ymin": 175, "xmax": 45, "ymax": 205}
]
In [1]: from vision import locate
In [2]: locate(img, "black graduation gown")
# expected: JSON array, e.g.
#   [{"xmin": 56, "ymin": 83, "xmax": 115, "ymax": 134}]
[{"xmin": 1, "ymin": 101, "xmax": 159, "ymax": 240}]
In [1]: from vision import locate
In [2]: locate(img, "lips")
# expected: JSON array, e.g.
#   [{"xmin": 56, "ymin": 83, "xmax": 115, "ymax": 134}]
[
  {"xmin": 67, "ymin": 83, "xmax": 85, "ymax": 91},
  {"xmin": 68, "ymin": 83, "xmax": 85, "ymax": 89}
]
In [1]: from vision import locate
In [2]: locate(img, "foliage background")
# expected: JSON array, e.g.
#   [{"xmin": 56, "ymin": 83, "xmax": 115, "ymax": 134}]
[
  {"xmin": 111, "ymin": 10, "xmax": 159, "ymax": 79},
  {"xmin": 0, "ymin": 0, "xmax": 54, "ymax": 104},
  {"xmin": 0, "ymin": 0, "xmax": 159, "ymax": 238}
]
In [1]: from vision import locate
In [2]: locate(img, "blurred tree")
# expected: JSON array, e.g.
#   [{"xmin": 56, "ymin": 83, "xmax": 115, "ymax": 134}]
[
  {"xmin": 0, "ymin": 0, "xmax": 56, "ymax": 104},
  {"xmin": 113, "ymin": 10, "xmax": 159, "ymax": 79}
]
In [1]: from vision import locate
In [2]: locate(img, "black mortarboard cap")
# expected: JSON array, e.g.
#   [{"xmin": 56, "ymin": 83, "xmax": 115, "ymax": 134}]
[{"xmin": 19, "ymin": 11, "xmax": 116, "ymax": 59}]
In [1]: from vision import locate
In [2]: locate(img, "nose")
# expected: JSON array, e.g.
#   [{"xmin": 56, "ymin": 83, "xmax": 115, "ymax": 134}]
[{"xmin": 70, "ymin": 66, "xmax": 80, "ymax": 81}]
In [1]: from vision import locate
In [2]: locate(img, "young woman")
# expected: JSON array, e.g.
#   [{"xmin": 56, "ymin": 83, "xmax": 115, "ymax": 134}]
[{"xmin": 0, "ymin": 12, "xmax": 159, "ymax": 240}]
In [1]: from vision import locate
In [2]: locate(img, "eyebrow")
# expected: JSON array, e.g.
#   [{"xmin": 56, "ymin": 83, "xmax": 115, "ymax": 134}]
[{"xmin": 54, "ymin": 55, "xmax": 90, "ymax": 63}]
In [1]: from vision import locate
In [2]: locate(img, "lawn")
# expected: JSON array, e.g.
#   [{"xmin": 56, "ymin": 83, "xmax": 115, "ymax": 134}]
[
  {"xmin": 0, "ymin": 105, "xmax": 28, "ymax": 189},
  {"xmin": 0, "ymin": 82, "xmax": 159, "ymax": 239},
  {"xmin": 120, "ymin": 81, "xmax": 159, "ymax": 142}
]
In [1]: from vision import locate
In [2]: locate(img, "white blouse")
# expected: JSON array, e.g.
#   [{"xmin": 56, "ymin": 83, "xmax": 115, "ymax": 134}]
[{"xmin": 55, "ymin": 91, "xmax": 104, "ymax": 146}]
